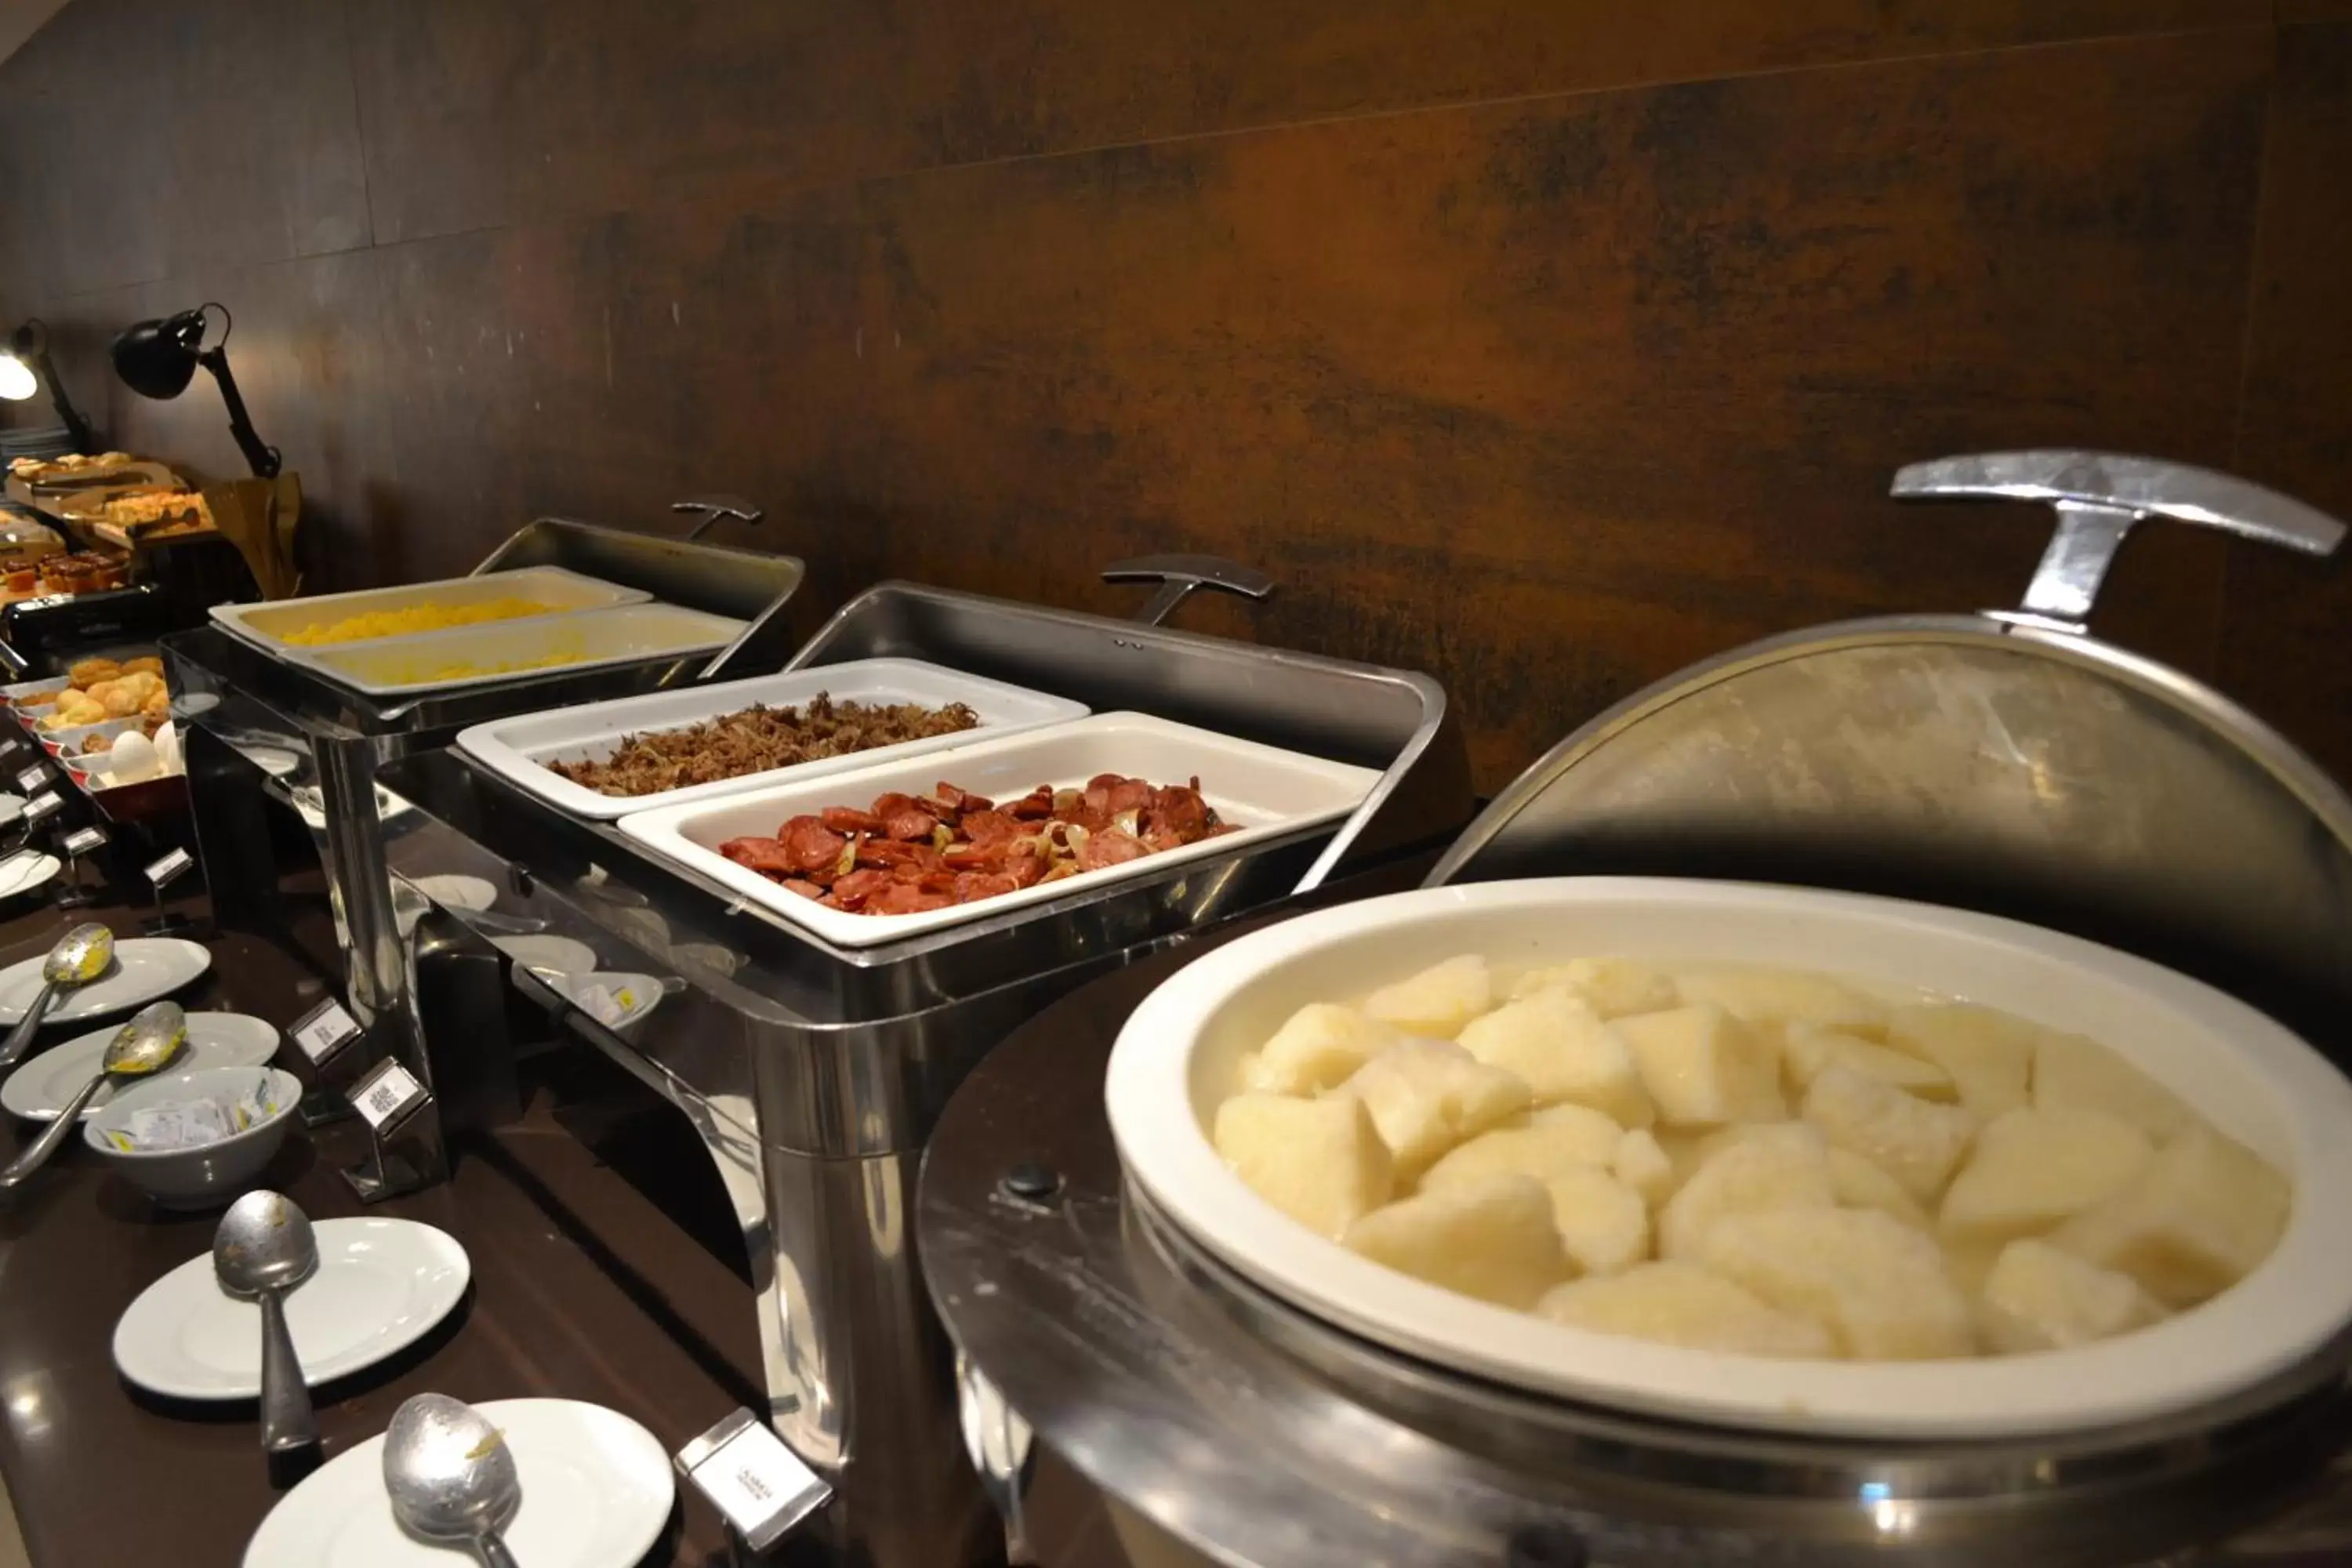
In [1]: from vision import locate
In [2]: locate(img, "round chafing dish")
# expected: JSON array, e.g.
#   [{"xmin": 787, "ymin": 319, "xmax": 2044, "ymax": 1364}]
[{"xmin": 920, "ymin": 454, "xmax": 2352, "ymax": 1566}]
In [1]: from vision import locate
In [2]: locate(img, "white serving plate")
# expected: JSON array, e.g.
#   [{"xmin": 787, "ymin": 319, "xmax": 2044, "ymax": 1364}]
[
  {"xmin": 0, "ymin": 851, "xmax": 59, "ymax": 900},
  {"xmin": 242, "ymin": 1398, "xmax": 674, "ymax": 1568},
  {"xmin": 619, "ymin": 712, "xmax": 1381, "ymax": 950},
  {"xmin": 113, "ymin": 1216, "xmax": 472, "ymax": 1398},
  {"xmin": 0, "ymin": 936, "xmax": 212, "ymax": 1024},
  {"xmin": 1104, "ymin": 877, "xmax": 2352, "ymax": 1440},
  {"xmin": 210, "ymin": 564, "xmax": 648, "ymax": 652},
  {"xmin": 5, "ymin": 1011, "xmax": 280, "ymax": 1121},
  {"xmin": 454, "ymin": 657, "xmax": 1090, "ymax": 820},
  {"xmin": 290, "ymin": 603, "xmax": 746, "ymax": 698}
]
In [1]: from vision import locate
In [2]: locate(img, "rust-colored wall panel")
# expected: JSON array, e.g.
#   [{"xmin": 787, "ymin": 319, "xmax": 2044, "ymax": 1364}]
[
  {"xmin": 0, "ymin": 0, "xmax": 368, "ymax": 296},
  {"xmin": 1, "ymin": 3, "xmax": 2343, "ymax": 797},
  {"xmin": 346, "ymin": 0, "xmax": 2263, "ymax": 245},
  {"xmin": 359, "ymin": 31, "xmax": 2268, "ymax": 787},
  {"xmin": 2226, "ymin": 22, "xmax": 2352, "ymax": 785}
]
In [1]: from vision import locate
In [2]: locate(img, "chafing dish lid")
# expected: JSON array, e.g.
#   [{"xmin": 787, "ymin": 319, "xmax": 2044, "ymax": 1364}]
[{"xmin": 1431, "ymin": 452, "xmax": 2352, "ymax": 1050}]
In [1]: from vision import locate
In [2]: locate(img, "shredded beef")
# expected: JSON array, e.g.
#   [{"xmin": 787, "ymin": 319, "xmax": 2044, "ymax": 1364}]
[{"xmin": 550, "ymin": 693, "xmax": 979, "ymax": 797}]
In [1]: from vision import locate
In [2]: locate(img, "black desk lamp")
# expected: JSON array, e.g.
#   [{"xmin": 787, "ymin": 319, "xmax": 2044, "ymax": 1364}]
[
  {"xmin": 0, "ymin": 319, "xmax": 98, "ymax": 453},
  {"xmin": 111, "ymin": 303, "xmax": 280, "ymax": 478}
]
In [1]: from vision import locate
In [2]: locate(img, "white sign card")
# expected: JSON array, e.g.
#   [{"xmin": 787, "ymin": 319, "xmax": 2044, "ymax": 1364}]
[{"xmin": 352, "ymin": 1060, "xmax": 427, "ymax": 1130}]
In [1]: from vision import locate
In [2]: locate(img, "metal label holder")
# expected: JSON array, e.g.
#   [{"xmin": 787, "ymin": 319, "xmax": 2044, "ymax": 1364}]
[
  {"xmin": 340, "ymin": 1054, "xmax": 445, "ymax": 1203},
  {"xmin": 55, "ymin": 822, "xmax": 104, "ymax": 910},
  {"xmin": 675, "ymin": 1408, "xmax": 832, "ymax": 1558},
  {"xmin": 141, "ymin": 845, "xmax": 198, "ymax": 935}
]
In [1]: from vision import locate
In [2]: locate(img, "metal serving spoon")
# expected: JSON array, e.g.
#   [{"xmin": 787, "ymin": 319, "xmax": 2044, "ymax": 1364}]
[
  {"xmin": 214, "ymin": 1189, "xmax": 321, "ymax": 1462},
  {"xmin": 0, "ymin": 996, "xmax": 180, "ymax": 1190},
  {"xmin": 0, "ymin": 923, "xmax": 114, "ymax": 1073},
  {"xmin": 384, "ymin": 1392, "xmax": 524, "ymax": 1566}
]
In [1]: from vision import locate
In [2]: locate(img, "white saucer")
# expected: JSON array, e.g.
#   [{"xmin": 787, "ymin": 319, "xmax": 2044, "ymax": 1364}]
[
  {"xmin": 409, "ymin": 873, "xmax": 495, "ymax": 911},
  {"xmin": 113, "ymin": 1217, "xmax": 471, "ymax": 1399},
  {"xmin": 0, "ymin": 792, "xmax": 24, "ymax": 828},
  {"xmin": 0, "ymin": 936, "xmax": 211, "ymax": 1024},
  {"xmin": 3, "ymin": 1011, "xmax": 279, "ymax": 1120},
  {"xmin": 492, "ymin": 934, "xmax": 598, "ymax": 975},
  {"xmin": 0, "ymin": 851, "xmax": 60, "ymax": 900},
  {"xmin": 242, "ymin": 1398, "xmax": 675, "ymax": 1568}
]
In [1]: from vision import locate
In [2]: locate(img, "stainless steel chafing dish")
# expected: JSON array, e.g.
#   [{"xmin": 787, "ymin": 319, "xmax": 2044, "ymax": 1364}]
[
  {"xmin": 918, "ymin": 454, "xmax": 2352, "ymax": 1567},
  {"xmin": 367, "ymin": 556, "xmax": 1475, "ymax": 1567},
  {"xmin": 164, "ymin": 508, "xmax": 804, "ymax": 1195}
]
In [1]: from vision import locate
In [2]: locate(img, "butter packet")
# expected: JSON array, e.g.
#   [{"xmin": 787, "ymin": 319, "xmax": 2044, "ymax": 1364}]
[{"xmin": 104, "ymin": 1079, "xmax": 282, "ymax": 1152}]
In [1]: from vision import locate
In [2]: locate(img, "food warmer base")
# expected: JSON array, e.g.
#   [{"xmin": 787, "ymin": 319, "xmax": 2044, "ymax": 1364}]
[
  {"xmin": 163, "ymin": 517, "xmax": 805, "ymax": 1186},
  {"xmin": 368, "ymin": 567, "xmax": 1473, "ymax": 1568},
  {"xmin": 920, "ymin": 457, "xmax": 2352, "ymax": 1568},
  {"xmin": 918, "ymin": 919, "xmax": 2352, "ymax": 1568}
]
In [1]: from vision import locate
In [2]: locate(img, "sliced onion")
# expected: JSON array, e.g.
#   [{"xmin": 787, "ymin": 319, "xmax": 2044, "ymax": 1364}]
[
  {"xmin": 1112, "ymin": 808, "xmax": 1142, "ymax": 838},
  {"xmin": 1053, "ymin": 788, "xmax": 1082, "ymax": 815},
  {"xmin": 931, "ymin": 823, "xmax": 955, "ymax": 852},
  {"xmin": 835, "ymin": 834, "xmax": 861, "ymax": 879}
]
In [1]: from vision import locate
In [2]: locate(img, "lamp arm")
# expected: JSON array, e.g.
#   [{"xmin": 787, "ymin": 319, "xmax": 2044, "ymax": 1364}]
[
  {"xmin": 9, "ymin": 325, "xmax": 95, "ymax": 453},
  {"xmin": 32, "ymin": 349, "xmax": 96, "ymax": 455},
  {"xmin": 197, "ymin": 347, "xmax": 281, "ymax": 478}
]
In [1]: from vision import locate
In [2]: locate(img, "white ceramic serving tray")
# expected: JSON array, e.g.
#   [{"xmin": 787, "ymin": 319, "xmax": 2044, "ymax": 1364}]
[
  {"xmin": 210, "ymin": 564, "xmax": 649, "ymax": 652},
  {"xmin": 618, "ymin": 712, "xmax": 1381, "ymax": 950},
  {"xmin": 1104, "ymin": 877, "xmax": 2352, "ymax": 1440},
  {"xmin": 453, "ymin": 658, "xmax": 1091, "ymax": 820},
  {"xmin": 290, "ymin": 604, "xmax": 747, "ymax": 698}
]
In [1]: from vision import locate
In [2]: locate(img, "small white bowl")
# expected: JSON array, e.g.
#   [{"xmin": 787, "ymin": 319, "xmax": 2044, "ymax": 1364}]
[
  {"xmin": 84, "ymin": 1065, "xmax": 303, "ymax": 1209},
  {"xmin": 1105, "ymin": 877, "xmax": 2352, "ymax": 1440}
]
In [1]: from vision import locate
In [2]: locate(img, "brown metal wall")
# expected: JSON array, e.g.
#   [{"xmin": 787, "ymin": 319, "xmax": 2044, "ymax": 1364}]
[{"xmin": 0, "ymin": 2, "xmax": 2343, "ymax": 791}]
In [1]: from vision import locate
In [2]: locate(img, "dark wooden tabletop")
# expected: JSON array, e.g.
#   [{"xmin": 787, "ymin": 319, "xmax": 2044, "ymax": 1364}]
[{"xmin": 0, "ymin": 894, "xmax": 746, "ymax": 1568}]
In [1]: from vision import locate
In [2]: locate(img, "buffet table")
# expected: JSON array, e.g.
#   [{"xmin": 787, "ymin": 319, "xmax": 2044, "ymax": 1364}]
[{"xmin": 0, "ymin": 895, "xmax": 752, "ymax": 1567}]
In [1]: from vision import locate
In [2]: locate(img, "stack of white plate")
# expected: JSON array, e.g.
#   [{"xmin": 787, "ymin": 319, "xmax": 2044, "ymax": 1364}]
[{"xmin": 0, "ymin": 426, "xmax": 76, "ymax": 463}]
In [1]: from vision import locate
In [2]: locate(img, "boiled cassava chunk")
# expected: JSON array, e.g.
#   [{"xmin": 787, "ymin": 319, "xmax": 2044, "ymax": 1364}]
[
  {"xmin": 1509, "ymin": 956, "xmax": 1679, "ymax": 1018},
  {"xmin": 1612, "ymin": 1127, "xmax": 1676, "ymax": 1208},
  {"xmin": 1420, "ymin": 1103, "xmax": 1624, "ymax": 1192},
  {"xmin": 1700, "ymin": 1207, "xmax": 1976, "ymax": 1359},
  {"xmin": 1802, "ymin": 1066, "xmax": 1976, "ymax": 1203},
  {"xmin": 1658, "ymin": 1123, "xmax": 1835, "ymax": 1260},
  {"xmin": 1457, "ymin": 987, "xmax": 1653, "ymax": 1126},
  {"xmin": 2031, "ymin": 1031, "xmax": 2192, "ymax": 1142},
  {"xmin": 1213, "ymin": 1092, "xmax": 1394, "ymax": 1237},
  {"xmin": 1538, "ymin": 1261, "xmax": 1836, "ymax": 1358},
  {"xmin": 1886, "ymin": 1004, "xmax": 2035, "ymax": 1120},
  {"xmin": 1675, "ymin": 967, "xmax": 1889, "ymax": 1041},
  {"xmin": 1343, "ymin": 1174, "xmax": 1567, "ymax": 1308},
  {"xmin": 2049, "ymin": 1122, "xmax": 2291, "ymax": 1307},
  {"xmin": 1363, "ymin": 955, "xmax": 1493, "ymax": 1038},
  {"xmin": 1242, "ymin": 1003, "xmax": 1402, "ymax": 1095},
  {"xmin": 1979, "ymin": 1239, "xmax": 2165, "ymax": 1353},
  {"xmin": 1543, "ymin": 1164, "xmax": 1653, "ymax": 1276},
  {"xmin": 1343, "ymin": 1041, "xmax": 1532, "ymax": 1175},
  {"xmin": 1938, "ymin": 1107, "xmax": 2152, "ymax": 1248},
  {"xmin": 1783, "ymin": 1023, "xmax": 1955, "ymax": 1100},
  {"xmin": 1617, "ymin": 1004, "xmax": 1785, "ymax": 1127},
  {"xmin": 1827, "ymin": 1148, "xmax": 1933, "ymax": 1231}
]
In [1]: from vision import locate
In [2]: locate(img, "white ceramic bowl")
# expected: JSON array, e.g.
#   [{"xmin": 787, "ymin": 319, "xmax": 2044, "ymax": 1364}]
[
  {"xmin": 84, "ymin": 1065, "xmax": 303, "ymax": 1209},
  {"xmin": 1105, "ymin": 877, "xmax": 2352, "ymax": 1439}
]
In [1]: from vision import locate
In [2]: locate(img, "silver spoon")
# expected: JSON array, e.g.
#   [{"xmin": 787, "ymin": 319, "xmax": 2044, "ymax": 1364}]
[
  {"xmin": 0, "ymin": 997, "xmax": 182, "ymax": 1190},
  {"xmin": 0, "ymin": 923, "xmax": 114, "ymax": 1073},
  {"xmin": 213, "ymin": 1189, "xmax": 321, "ymax": 1462},
  {"xmin": 384, "ymin": 1393, "xmax": 524, "ymax": 1566}
]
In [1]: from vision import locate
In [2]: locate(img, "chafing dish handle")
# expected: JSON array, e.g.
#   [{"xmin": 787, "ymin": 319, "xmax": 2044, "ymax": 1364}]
[
  {"xmin": 1100, "ymin": 554, "xmax": 1276, "ymax": 626},
  {"xmin": 670, "ymin": 493, "xmax": 764, "ymax": 542},
  {"xmin": 1891, "ymin": 450, "xmax": 2346, "ymax": 630}
]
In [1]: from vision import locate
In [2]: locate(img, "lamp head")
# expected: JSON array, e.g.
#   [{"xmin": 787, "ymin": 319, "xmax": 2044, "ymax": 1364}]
[
  {"xmin": 2, "ymin": 321, "xmax": 47, "ymax": 401},
  {"xmin": 110, "ymin": 307, "xmax": 213, "ymax": 400}
]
